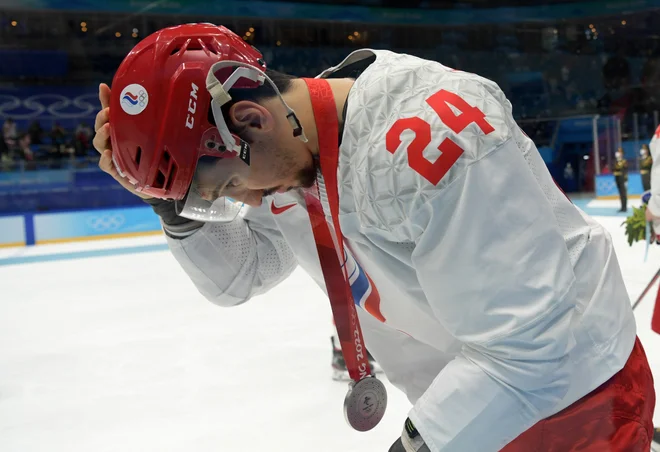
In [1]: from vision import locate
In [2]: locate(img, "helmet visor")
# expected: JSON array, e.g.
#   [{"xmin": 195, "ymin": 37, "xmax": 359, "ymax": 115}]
[{"xmin": 175, "ymin": 138, "xmax": 251, "ymax": 222}]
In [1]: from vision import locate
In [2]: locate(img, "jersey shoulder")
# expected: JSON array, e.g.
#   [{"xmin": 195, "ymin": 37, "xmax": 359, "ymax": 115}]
[
  {"xmin": 650, "ymin": 125, "xmax": 660, "ymax": 159},
  {"xmin": 339, "ymin": 50, "xmax": 513, "ymax": 233}
]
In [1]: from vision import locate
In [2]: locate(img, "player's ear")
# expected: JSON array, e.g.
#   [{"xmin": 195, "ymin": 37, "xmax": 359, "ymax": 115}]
[{"xmin": 229, "ymin": 101, "xmax": 274, "ymax": 137}]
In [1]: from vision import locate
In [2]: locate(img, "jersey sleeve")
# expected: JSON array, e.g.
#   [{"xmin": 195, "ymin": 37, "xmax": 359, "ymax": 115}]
[
  {"xmin": 648, "ymin": 128, "xmax": 660, "ymax": 216},
  {"xmin": 164, "ymin": 201, "xmax": 298, "ymax": 307}
]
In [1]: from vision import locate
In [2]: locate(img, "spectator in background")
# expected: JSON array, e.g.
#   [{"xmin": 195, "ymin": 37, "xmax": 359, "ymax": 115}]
[
  {"xmin": 46, "ymin": 122, "xmax": 68, "ymax": 168},
  {"xmin": 74, "ymin": 122, "xmax": 93, "ymax": 156},
  {"xmin": 599, "ymin": 48, "xmax": 633, "ymax": 115},
  {"xmin": 0, "ymin": 126, "xmax": 9, "ymax": 167},
  {"xmin": 18, "ymin": 133, "xmax": 34, "ymax": 167},
  {"xmin": 3, "ymin": 118, "xmax": 18, "ymax": 151},
  {"xmin": 563, "ymin": 162, "xmax": 576, "ymax": 192},
  {"xmin": 28, "ymin": 120, "xmax": 44, "ymax": 145},
  {"xmin": 641, "ymin": 54, "xmax": 660, "ymax": 112},
  {"xmin": 640, "ymin": 144, "xmax": 653, "ymax": 191},
  {"xmin": 603, "ymin": 48, "xmax": 631, "ymax": 92},
  {"xmin": 613, "ymin": 147, "xmax": 628, "ymax": 212},
  {"xmin": 50, "ymin": 122, "xmax": 67, "ymax": 153}
]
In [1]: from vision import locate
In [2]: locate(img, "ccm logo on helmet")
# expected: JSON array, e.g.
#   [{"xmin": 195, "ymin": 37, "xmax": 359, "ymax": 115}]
[{"xmin": 185, "ymin": 83, "xmax": 199, "ymax": 129}]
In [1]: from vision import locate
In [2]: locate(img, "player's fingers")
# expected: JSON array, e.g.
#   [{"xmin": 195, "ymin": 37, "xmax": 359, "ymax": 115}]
[
  {"xmin": 99, "ymin": 149, "xmax": 152, "ymax": 199},
  {"xmin": 99, "ymin": 83, "xmax": 111, "ymax": 110},
  {"xmin": 99, "ymin": 150, "xmax": 128, "ymax": 187},
  {"xmin": 94, "ymin": 107, "xmax": 109, "ymax": 133},
  {"xmin": 92, "ymin": 123, "xmax": 111, "ymax": 155},
  {"xmin": 98, "ymin": 149, "xmax": 116, "ymax": 175}
]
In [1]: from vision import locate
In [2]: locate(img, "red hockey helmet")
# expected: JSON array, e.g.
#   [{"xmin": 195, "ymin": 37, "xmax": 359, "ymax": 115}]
[{"xmin": 110, "ymin": 23, "xmax": 306, "ymax": 222}]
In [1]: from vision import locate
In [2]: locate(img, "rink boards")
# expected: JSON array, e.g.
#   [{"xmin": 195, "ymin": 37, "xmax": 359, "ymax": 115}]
[
  {"xmin": 0, "ymin": 206, "xmax": 162, "ymax": 247},
  {"xmin": 0, "ymin": 195, "xmax": 642, "ymax": 249}
]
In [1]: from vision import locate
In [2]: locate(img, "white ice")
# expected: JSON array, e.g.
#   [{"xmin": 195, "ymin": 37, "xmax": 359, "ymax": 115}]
[{"xmin": 0, "ymin": 203, "xmax": 659, "ymax": 452}]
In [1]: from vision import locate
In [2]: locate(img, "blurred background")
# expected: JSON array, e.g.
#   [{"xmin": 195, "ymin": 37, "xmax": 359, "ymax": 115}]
[{"xmin": 0, "ymin": 0, "xmax": 659, "ymax": 214}]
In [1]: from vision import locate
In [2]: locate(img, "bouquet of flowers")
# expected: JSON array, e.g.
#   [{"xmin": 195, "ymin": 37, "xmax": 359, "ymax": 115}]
[
  {"xmin": 622, "ymin": 191, "xmax": 660, "ymax": 249},
  {"xmin": 622, "ymin": 203, "xmax": 651, "ymax": 246}
]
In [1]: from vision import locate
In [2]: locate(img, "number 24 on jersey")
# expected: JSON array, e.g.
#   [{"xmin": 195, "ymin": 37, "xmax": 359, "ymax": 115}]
[{"xmin": 385, "ymin": 89, "xmax": 495, "ymax": 185}]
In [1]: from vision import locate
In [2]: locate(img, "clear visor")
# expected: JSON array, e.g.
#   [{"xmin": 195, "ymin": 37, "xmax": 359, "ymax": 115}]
[{"xmin": 176, "ymin": 144, "xmax": 251, "ymax": 222}]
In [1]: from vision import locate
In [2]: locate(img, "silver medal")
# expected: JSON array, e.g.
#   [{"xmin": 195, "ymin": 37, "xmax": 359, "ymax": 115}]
[{"xmin": 343, "ymin": 376, "xmax": 387, "ymax": 431}]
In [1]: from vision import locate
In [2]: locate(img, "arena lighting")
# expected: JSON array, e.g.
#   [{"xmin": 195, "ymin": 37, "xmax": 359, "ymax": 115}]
[
  {"xmin": 249, "ymin": 27, "xmax": 254, "ymax": 32},
  {"xmin": 276, "ymin": 40, "xmax": 281, "ymax": 46},
  {"xmin": 246, "ymin": 31, "xmax": 251, "ymax": 36},
  {"xmin": 115, "ymin": 31, "xmax": 121, "ymax": 37},
  {"xmin": 11, "ymin": 20, "xmax": 17, "ymax": 26},
  {"xmin": 81, "ymin": 21, "xmax": 87, "ymax": 27},
  {"xmin": 348, "ymin": 35, "xmax": 354, "ymax": 40},
  {"xmin": 622, "ymin": 20, "xmax": 627, "ymax": 25},
  {"xmin": 132, "ymin": 28, "xmax": 138, "ymax": 33},
  {"xmin": 132, "ymin": 32, "xmax": 138, "ymax": 38},
  {"xmin": 353, "ymin": 31, "xmax": 359, "ymax": 36},
  {"xmin": 82, "ymin": 27, "xmax": 88, "ymax": 32}
]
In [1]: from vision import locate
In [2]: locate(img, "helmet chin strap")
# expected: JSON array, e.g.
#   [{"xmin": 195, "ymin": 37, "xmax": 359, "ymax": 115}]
[{"xmin": 205, "ymin": 61, "xmax": 309, "ymax": 155}]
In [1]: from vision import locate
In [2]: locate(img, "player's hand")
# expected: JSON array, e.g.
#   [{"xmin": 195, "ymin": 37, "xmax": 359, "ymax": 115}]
[
  {"xmin": 644, "ymin": 205, "xmax": 660, "ymax": 244},
  {"xmin": 93, "ymin": 83, "xmax": 152, "ymax": 200}
]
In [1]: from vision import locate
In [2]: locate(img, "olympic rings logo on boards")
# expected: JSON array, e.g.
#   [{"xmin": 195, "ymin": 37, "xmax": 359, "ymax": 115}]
[
  {"xmin": 85, "ymin": 214, "xmax": 126, "ymax": 232},
  {"xmin": 0, "ymin": 93, "xmax": 100, "ymax": 120}
]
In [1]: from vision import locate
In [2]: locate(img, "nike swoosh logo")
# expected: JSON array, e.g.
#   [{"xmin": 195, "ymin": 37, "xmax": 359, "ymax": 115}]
[{"xmin": 271, "ymin": 201, "xmax": 297, "ymax": 215}]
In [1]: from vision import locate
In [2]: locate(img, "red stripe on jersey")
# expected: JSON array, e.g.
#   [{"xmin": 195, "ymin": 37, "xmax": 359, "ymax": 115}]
[{"xmin": 363, "ymin": 273, "xmax": 386, "ymax": 323}]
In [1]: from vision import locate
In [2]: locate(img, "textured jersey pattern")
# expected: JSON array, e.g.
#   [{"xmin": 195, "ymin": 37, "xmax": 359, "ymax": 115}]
[{"xmin": 338, "ymin": 51, "xmax": 509, "ymax": 232}]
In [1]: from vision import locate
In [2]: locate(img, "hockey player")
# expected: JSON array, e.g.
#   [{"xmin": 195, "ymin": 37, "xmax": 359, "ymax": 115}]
[
  {"xmin": 645, "ymin": 125, "xmax": 660, "ymax": 452},
  {"xmin": 647, "ymin": 126, "xmax": 660, "ymax": 249},
  {"xmin": 95, "ymin": 24, "xmax": 655, "ymax": 451}
]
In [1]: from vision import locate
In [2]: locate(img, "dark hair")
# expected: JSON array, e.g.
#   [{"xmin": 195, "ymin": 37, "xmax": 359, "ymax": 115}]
[{"xmin": 218, "ymin": 68, "xmax": 297, "ymax": 137}]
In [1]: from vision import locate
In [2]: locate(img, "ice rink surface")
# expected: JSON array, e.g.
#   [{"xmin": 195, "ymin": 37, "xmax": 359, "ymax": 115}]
[{"xmin": 1, "ymin": 199, "xmax": 659, "ymax": 452}]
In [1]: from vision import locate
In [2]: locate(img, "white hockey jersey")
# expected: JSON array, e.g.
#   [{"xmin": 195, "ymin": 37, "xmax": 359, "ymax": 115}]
[
  {"xmin": 648, "ymin": 125, "xmax": 660, "ymax": 221},
  {"xmin": 161, "ymin": 50, "xmax": 636, "ymax": 451}
]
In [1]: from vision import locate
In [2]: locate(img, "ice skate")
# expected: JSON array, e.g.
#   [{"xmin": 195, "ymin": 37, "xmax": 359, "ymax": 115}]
[
  {"xmin": 331, "ymin": 336, "xmax": 350, "ymax": 381},
  {"xmin": 331, "ymin": 337, "xmax": 381, "ymax": 380},
  {"xmin": 367, "ymin": 351, "xmax": 382, "ymax": 375}
]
